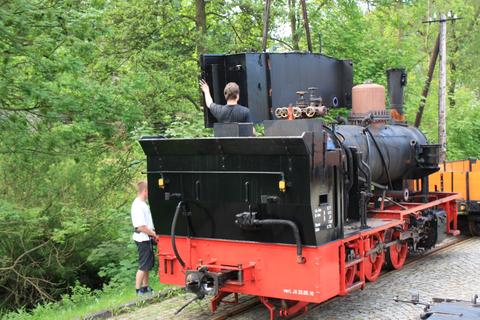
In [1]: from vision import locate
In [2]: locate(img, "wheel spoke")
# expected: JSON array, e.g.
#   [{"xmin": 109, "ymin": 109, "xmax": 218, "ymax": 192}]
[
  {"xmin": 390, "ymin": 240, "xmax": 406, "ymax": 268},
  {"xmin": 365, "ymin": 233, "xmax": 384, "ymax": 282},
  {"xmin": 346, "ymin": 265, "xmax": 356, "ymax": 286},
  {"xmin": 385, "ymin": 229, "xmax": 408, "ymax": 270}
]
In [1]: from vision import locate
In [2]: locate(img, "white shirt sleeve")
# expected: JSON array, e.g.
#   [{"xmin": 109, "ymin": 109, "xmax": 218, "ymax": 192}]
[{"xmin": 131, "ymin": 202, "xmax": 147, "ymax": 228}]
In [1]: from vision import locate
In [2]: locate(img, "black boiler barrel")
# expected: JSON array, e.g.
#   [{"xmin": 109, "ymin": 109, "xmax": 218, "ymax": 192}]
[{"xmin": 334, "ymin": 124, "xmax": 436, "ymax": 184}]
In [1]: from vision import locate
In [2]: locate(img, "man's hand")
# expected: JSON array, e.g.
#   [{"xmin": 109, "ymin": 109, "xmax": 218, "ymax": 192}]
[
  {"xmin": 200, "ymin": 79, "xmax": 213, "ymax": 108},
  {"xmin": 150, "ymin": 236, "xmax": 158, "ymax": 245},
  {"xmin": 199, "ymin": 79, "xmax": 210, "ymax": 94},
  {"xmin": 136, "ymin": 225, "xmax": 156, "ymax": 238}
]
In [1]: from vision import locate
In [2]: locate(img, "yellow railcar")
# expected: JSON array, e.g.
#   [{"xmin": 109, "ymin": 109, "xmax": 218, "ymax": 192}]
[{"xmin": 427, "ymin": 159, "xmax": 480, "ymax": 235}]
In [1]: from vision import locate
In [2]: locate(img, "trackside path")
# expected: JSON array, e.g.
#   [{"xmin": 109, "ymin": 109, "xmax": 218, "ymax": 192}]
[{"xmin": 111, "ymin": 237, "xmax": 480, "ymax": 320}]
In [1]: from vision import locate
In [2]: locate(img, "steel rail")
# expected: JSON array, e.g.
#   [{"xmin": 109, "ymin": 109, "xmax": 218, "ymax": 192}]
[{"xmin": 209, "ymin": 297, "xmax": 260, "ymax": 320}]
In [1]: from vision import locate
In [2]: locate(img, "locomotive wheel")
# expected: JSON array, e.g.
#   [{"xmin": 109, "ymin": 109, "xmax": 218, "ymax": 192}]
[
  {"xmin": 345, "ymin": 263, "xmax": 357, "ymax": 287},
  {"xmin": 468, "ymin": 218, "xmax": 480, "ymax": 236},
  {"xmin": 385, "ymin": 229, "xmax": 408, "ymax": 270},
  {"xmin": 364, "ymin": 233, "xmax": 385, "ymax": 282},
  {"xmin": 344, "ymin": 245, "xmax": 359, "ymax": 287}
]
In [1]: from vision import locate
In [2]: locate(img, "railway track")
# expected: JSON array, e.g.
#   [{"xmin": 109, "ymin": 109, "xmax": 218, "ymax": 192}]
[
  {"xmin": 210, "ymin": 297, "xmax": 260, "ymax": 320},
  {"xmin": 207, "ymin": 236, "xmax": 470, "ymax": 320}
]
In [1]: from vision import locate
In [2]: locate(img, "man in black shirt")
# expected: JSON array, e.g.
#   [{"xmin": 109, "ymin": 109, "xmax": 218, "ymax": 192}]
[{"xmin": 200, "ymin": 80, "xmax": 252, "ymax": 123}]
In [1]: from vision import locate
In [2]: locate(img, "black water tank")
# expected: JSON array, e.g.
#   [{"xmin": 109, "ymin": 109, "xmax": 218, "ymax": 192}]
[{"xmin": 201, "ymin": 52, "xmax": 353, "ymax": 127}]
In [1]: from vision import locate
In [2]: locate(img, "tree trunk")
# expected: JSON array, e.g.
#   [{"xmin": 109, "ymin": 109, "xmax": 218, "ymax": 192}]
[
  {"xmin": 414, "ymin": 33, "xmax": 440, "ymax": 128},
  {"xmin": 300, "ymin": 0, "xmax": 312, "ymax": 52},
  {"xmin": 288, "ymin": 0, "xmax": 299, "ymax": 50},
  {"xmin": 195, "ymin": 0, "xmax": 207, "ymax": 56}
]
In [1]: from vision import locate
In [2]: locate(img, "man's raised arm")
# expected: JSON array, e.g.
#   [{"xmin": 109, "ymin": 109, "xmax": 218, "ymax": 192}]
[{"xmin": 200, "ymin": 79, "xmax": 213, "ymax": 108}]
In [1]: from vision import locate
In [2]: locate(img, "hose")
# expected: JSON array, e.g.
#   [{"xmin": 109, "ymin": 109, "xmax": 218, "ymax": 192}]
[
  {"xmin": 171, "ymin": 201, "xmax": 186, "ymax": 268},
  {"xmin": 253, "ymin": 218, "xmax": 306, "ymax": 264}
]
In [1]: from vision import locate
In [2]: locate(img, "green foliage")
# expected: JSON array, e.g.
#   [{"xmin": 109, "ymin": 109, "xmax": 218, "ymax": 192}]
[
  {"xmin": 445, "ymin": 88, "xmax": 480, "ymax": 159},
  {"xmin": 324, "ymin": 108, "xmax": 350, "ymax": 124},
  {"xmin": 161, "ymin": 113, "xmax": 212, "ymax": 138},
  {"xmin": 2, "ymin": 281, "xmax": 168, "ymax": 320}
]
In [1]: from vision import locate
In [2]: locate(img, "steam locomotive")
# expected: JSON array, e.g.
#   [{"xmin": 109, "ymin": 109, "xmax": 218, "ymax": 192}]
[{"xmin": 140, "ymin": 52, "xmax": 459, "ymax": 319}]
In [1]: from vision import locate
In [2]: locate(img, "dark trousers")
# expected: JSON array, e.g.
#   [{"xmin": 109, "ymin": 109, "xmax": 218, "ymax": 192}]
[{"xmin": 135, "ymin": 240, "xmax": 154, "ymax": 271}]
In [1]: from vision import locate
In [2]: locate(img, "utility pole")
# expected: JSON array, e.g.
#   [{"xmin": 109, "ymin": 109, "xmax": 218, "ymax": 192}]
[
  {"xmin": 419, "ymin": 13, "xmax": 461, "ymax": 162},
  {"xmin": 438, "ymin": 14, "xmax": 447, "ymax": 163}
]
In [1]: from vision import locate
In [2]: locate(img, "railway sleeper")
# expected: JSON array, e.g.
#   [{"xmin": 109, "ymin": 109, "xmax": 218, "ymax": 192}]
[{"xmin": 259, "ymin": 297, "xmax": 310, "ymax": 320}]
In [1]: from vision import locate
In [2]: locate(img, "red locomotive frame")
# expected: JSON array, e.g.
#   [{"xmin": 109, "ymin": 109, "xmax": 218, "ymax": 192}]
[{"xmin": 155, "ymin": 192, "xmax": 459, "ymax": 319}]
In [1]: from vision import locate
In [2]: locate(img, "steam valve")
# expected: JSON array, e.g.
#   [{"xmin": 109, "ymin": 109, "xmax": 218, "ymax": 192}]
[{"xmin": 273, "ymin": 87, "xmax": 326, "ymax": 119}]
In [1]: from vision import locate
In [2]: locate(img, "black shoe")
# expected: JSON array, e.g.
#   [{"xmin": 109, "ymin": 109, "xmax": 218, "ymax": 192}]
[
  {"xmin": 136, "ymin": 288, "xmax": 147, "ymax": 295},
  {"xmin": 141, "ymin": 286, "xmax": 153, "ymax": 294}
]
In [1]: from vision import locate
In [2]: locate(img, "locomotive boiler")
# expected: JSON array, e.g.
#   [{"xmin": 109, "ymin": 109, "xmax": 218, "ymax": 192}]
[{"xmin": 140, "ymin": 52, "xmax": 459, "ymax": 319}]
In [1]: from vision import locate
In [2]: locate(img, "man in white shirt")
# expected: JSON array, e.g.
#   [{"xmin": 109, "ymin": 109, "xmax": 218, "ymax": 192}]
[{"xmin": 131, "ymin": 181, "xmax": 156, "ymax": 294}]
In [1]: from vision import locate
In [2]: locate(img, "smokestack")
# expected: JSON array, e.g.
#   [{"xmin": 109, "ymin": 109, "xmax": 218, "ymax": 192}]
[{"xmin": 387, "ymin": 68, "xmax": 407, "ymax": 122}]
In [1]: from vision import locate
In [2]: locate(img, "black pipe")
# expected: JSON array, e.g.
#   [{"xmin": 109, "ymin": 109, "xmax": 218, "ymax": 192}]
[
  {"xmin": 359, "ymin": 159, "xmax": 372, "ymax": 228},
  {"xmin": 358, "ymin": 160, "xmax": 371, "ymax": 230},
  {"xmin": 421, "ymin": 176, "xmax": 429, "ymax": 203},
  {"xmin": 373, "ymin": 189, "xmax": 409, "ymax": 201},
  {"xmin": 171, "ymin": 201, "xmax": 186, "ymax": 268},
  {"xmin": 323, "ymin": 125, "xmax": 353, "ymax": 229},
  {"xmin": 323, "ymin": 125, "xmax": 353, "ymax": 190},
  {"xmin": 360, "ymin": 160, "xmax": 372, "ymax": 192},
  {"xmin": 253, "ymin": 219, "xmax": 306, "ymax": 264},
  {"xmin": 365, "ymin": 129, "xmax": 371, "ymax": 163},
  {"xmin": 364, "ymin": 127, "xmax": 393, "ymax": 189}
]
